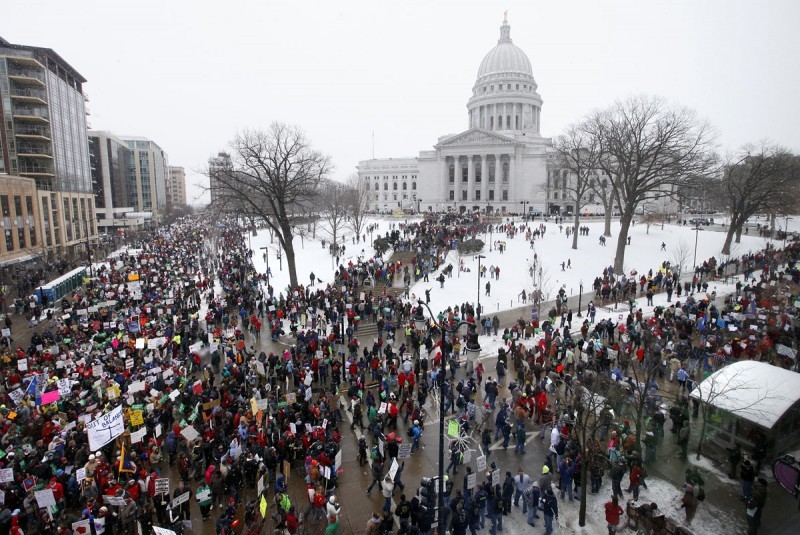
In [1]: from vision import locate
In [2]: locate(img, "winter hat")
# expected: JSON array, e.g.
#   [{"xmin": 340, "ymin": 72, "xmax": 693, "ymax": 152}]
[
  {"xmin": 542, "ymin": 465, "xmax": 550, "ymax": 474},
  {"xmin": 685, "ymin": 484, "xmax": 694, "ymax": 494}
]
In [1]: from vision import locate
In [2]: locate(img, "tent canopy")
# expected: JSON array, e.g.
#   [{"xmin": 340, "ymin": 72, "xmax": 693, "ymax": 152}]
[{"xmin": 690, "ymin": 361, "xmax": 800, "ymax": 430}]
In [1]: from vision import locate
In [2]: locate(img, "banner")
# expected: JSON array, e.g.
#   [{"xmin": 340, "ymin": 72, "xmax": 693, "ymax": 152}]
[{"xmin": 86, "ymin": 406, "xmax": 125, "ymax": 451}]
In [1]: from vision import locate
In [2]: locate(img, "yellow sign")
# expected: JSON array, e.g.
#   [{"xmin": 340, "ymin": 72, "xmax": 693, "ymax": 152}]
[
  {"xmin": 259, "ymin": 495, "xmax": 268, "ymax": 518},
  {"xmin": 249, "ymin": 397, "xmax": 259, "ymax": 415},
  {"xmin": 128, "ymin": 273, "xmax": 140, "ymax": 281},
  {"xmin": 130, "ymin": 411, "xmax": 144, "ymax": 426}
]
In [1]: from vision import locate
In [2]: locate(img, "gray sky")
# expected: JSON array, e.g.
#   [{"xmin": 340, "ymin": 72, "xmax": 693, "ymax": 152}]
[{"xmin": 5, "ymin": 0, "xmax": 799, "ymax": 205}]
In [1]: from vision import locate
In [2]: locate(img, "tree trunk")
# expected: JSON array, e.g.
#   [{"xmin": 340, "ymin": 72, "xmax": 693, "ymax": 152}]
[
  {"xmin": 579, "ymin": 459, "xmax": 588, "ymax": 526},
  {"xmin": 735, "ymin": 228, "xmax": 742, "ymax": 244},
  {"xmin": 572, "ymin": 214, "xmax": 580, "ymax": 250},
  {"xmin": 283, "ymin": 235, "xmax": 299, "ymax": 288},
  {"xmin": 695, "ymin": 413, "xmax": 708, "ymax": 460},
  {"xmin": 721, "ymin": 221, "xmax": 738, "ymax": 255},
  {"xmin": 613, "ymin": 210, "xmax": 634, "ymax": 273},
  {"xmin": 604, "ymin": 210, "xmax": 613, "ymax": 237}
]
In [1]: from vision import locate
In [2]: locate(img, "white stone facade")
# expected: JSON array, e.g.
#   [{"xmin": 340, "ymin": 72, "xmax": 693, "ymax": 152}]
[{"xmin": 358, "ymin": 17, "xmax": 552, "ymax": 214}]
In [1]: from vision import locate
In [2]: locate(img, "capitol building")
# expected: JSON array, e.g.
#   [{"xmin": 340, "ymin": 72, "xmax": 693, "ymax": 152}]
[{"xmin": 358, "ymin": 17, "xmax": 572, "ymax": 215}]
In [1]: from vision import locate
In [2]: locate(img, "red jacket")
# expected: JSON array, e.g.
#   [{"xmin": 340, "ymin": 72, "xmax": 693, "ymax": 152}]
[{"xmin": 605, "ymin": 502, "xmax": 623, "ymax": 526}]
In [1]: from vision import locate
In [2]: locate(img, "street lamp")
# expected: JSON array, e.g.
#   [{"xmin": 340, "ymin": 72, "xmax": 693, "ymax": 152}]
[
  {"xmin": 692, "ymin": 225, "xmax": 703, "ymax": 273},
  {"xmin": 477, "ymin": 255, "xmax": 486, "ymax": 315},
  {"xmin": 783, "ymin": 215, "xmax": 792, "ymax": 250},
  {"xmin": 414, "ymin": 301, "xmax": 480, "ymax": 529},
  {"xmin": 520, "ymin": 200, "xmax": 529, "ymax": 222},
  {"xmin": 577, "ymin": 279, "xmax": 583, "ymax": 317}
]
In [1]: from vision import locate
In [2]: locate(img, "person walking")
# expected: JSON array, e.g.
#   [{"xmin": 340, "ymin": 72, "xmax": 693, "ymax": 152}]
[
  {"xmin": 628, "ymin": 464, "xmax": 642, "ymax": 501},
  {"xmin": 366, "ymin": 457, "xmax": 385, "ymax": 495},
  {"xmin": 741, "ymin": 457, "xmax": 757, "ymax": 501},
  {"xmin": 381, "ymin": 475, "xmax": 394, "ymax": 513},
  {"xmin": 513, "ymin": 469, "xmax": 533, "ymax": 512},
  {"xmin": 540, "ymin": 487, "xmax": 559, "ymax": 535},
  {"xmin": 523, "ymin": 479, "xmax": 541, "ymax": 527},
  {"xmin": 680, "ymin": 484, "xmax": 699, "ymax": 525},
  {"xmin": 604, "ymin": 495, "xmax": 624, "ymax": 535}
]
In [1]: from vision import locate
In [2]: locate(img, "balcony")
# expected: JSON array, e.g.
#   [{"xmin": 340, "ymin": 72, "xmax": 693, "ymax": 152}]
[
  {"xmin": 9, "ymin": 88, "xmax": 47, "ymax": 106},
  {"xmin": 14, "ymin": 125, "xmax": 51, "ymax": 141},
  {"xmin": 12, "ymin": 106, "xmax": 49, "ymax": 123},
  {"xmin": 7, "ymin": 68, "xmax": 46, "ymax": 87},
  {"xmin": 16, "ymin": 146, "xmax": 53, "ymax": 159},
  {"xmin": 17, "ymin": 163, "xmax": 55, "ymax": 177}
]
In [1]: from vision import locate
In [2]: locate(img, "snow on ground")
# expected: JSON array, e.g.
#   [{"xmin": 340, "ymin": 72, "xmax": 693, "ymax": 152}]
[
  {"xmin": 556, "ymin": 475, "xmax": 747, "ymax": 534},
  {"xmin": 410, "ymin": 219, "xmax": 769, "ymax": 318},
  {"xmin": 246, "ymin": 217, "xmax": 770, "ymax": 320}
]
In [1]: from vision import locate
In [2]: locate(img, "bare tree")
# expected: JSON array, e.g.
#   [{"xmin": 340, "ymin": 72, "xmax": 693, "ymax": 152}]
[
  {"xmin": 590, "ymin": 175, "xmax": 618, "ymax": 237},
  {"xmin": 553, "ymin": 122, "xmax": 601, "ymax": 249},
  {"xmin": 719, "ymin": 144, "xmax": 800, "ymax": 255},
  {"xmin": 345, "ymin": 172, "xmax": 372, "ymax": 243},
  {"xmin": 587, "ymin": 95, "xmax": 717, "ymax": 273},
  {"xmin": 318, "ymin": 180, "xmax": 350, "ymax": 249},
  {"xmin": 206, "ymin": 123, "xmax": 332, "ymax": 287},
  {"xmin": 670, "ymin": 239, "xmax": 692, "ymax": 283}
]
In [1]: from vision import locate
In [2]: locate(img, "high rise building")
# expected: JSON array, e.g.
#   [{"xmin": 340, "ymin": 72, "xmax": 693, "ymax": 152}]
[
  {"xmin": 0, "ymin": 35, "xmax": 97, "ymax": 261},
  {"xmin": 167, "ymin": 166, "xmax": 186, "ymax": 207},
  {"xmin": 121, "ymin": 136, "xmax": 168, "ymax": 222},
  {"xmin": 208, "ymin": 152, "xmax": 231, "ymax": 206},
  {"xmin": 88, "ymin": 130, "xmax": 145, "ymax": 234}
]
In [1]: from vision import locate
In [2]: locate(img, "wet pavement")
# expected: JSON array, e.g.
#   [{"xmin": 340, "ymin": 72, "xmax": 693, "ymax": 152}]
[{"xmin": 8, "ymin": 275, "xmax": 799, "ymax": 534}]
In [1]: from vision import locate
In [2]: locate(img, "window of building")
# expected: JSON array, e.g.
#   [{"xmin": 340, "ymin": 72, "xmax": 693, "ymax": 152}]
[
  {"xmin": 490, "ymin": 85, "xmax": 494, "ymax": 91},
  {"xmin": 14, "ymin": 196, "xmax": 24, "ymax": 248},
  {"xmin": 516, "ymin": 84, "xmax": 519, "ymax": 90},
  {"xmin": 554, "ymin": 192, "xmax": 559, "ymax": 200},
  {"xmin": 411, "ymin": 182, "xmax": 416, "ymax": 190},
  {"xmin": 393, "ymin": 183, "xmax": 398, "ymax": 191},
  {"xmin": 502, "ymin": 162, "xmax": 509, "ymax": 182},
  {"xmin": 502, "ymin": 190, "xmax": 508, "ymax": 201},
  {"xmin": 26, "ymin": 196, "xmax": 36, "ymax": 247},
  {"xmin": 461, "ymin": 164, "xmax": 468, "ymax": 183},
  {"xmin": 393, "ymin": 193, "xmax": 397, "ymax": 201},
  {"xmin": 403, "ymin": 194, "xmax": 408, "ymax": 200},
  {"xmin": 402, "ymin": 182, "xmax": 407, "ymax": 190},
  {"xmin": 506, "ymin": 115, "xmax": 511, "ymax": 129},
  {"xmin": 489, "ymin": 190, "xmax": 495, "ymax": 201},
  {"xmin": 374, "ymin": 183, "xmax": 379, "ymax": 191},
  {"xmin": 461, "ymin": 190, "xmax": 467, "ymax": 201},
  {"xmin": 449, "ymin": 190, "xmax": 455, "ymax": 200},
  {"xmin": 475, "ymin": 190, "xmax": 481, "ymax": 201},
  {"xmin": 1, "ymin": 196, "xmax": 11, "ymax": 251},
  {"xmin": 449, "ymin": 164, "xmax": 455, "ymax": 183},
  {"xmin": 384, "ymin": 183, "xmax": 388, "ymax": 190}
]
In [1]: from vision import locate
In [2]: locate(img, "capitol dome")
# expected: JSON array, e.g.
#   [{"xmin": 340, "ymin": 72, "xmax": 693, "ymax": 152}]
[
  {"xmin": 467, "ymin": 17, "xmax": 543, "ymax": 133},
  {"xmin": 476, "ymin": 20, "xmax": 533, "ymax": 81}
]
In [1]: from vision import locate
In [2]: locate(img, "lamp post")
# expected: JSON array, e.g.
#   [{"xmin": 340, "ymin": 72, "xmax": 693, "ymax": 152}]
[
  {"xmin": 416, "ymin": 198, "xmax": 422, "ymax": 214},
  {"xmin": 413, "ymin": 302, "xmax": 480, "ymax": 529},
  {"xmin": 577, "ymin": 279, "xmax": 583, "ymax": 317},
  {"xmin": 520, "ymin": 200, "xmax": 529, "ymax": 222},
  {"xmin": 783, "ymin": 215, "xmax": 792, "ymax": 250},
  {"xmin": 477, "ymin": 255, "xmax": 485, "ymax": 315},
  {"xmin": 692, "ymin": 225, "xmax": 703, "ymax": 272}
]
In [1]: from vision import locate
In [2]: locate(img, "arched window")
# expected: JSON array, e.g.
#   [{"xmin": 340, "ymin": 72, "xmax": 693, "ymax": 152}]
[
  {"xmin": 383, "ymin": 183, "xmax": 388, "ymax": 191},
  {"xmin": 462, "ymin": 163, "xmax": 468, "ymax": 182},
  {"xmin": 411, "ymin": 182, "xmax": 417, "ymax": 190},
  {"xmin": 393, "ymin": 183, "xmax": 398, "ymax": 191},
  {"xmin": 402, "ymin": 182, "xmax": 407, "ymax": 190},
  {"xmin": 553, "ymin": 178, "xmax": 559, "ymax": 190},
  {"xmin": 374, "ymin": 183, "xmax": 379, "ymax": 191},
  {"xmin": 502, "ymin": 162, "xmax": 509, "ymax": 182},
  {"xmin": 449, "ymin": 164, "xmax": 455, "ymax": 182}
]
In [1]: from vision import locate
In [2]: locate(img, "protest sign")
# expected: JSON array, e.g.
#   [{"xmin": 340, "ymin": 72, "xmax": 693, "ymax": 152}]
[{"xmin": 86, "ymin": 405, "xmax": 125, "ymax": 451}]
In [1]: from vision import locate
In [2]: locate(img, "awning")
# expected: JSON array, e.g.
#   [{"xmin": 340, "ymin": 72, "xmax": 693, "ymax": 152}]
[{"xmin": 0, "ymin": 252, "xmax": 42, "ymax": 268}]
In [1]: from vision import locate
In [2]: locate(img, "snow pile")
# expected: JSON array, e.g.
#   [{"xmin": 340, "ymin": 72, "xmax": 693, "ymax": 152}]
[{"xmin": 557, "ymin": 475, "xmax": 747, "ymax": 534}]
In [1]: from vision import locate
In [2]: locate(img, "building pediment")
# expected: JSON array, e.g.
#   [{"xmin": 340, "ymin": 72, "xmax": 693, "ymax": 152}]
[{"xmin": 435, "ymin": 128, "xmax": 519, "ymax": 149}]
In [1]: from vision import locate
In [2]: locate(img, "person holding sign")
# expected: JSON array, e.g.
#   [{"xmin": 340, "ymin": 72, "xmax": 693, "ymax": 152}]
[{"xmin": 196, "ymin": 482, "xmax": 213, "ymax": 521}]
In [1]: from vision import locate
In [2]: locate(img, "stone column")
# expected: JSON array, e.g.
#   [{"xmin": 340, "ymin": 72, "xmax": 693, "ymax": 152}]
[
  {"xmin": 441, "ymin": 156, "xmax": 449, "ymax": 205},
  {"xmin": 494, "ymin": 153, "xmax": 502, "ymax": 203},
  {"xmin": 481, "ymin": 155, "xmax": 489, "ymax": 204},
  {"xmin": 508, "ymin": 150, "xmax": 516, "ymax": 202},
  {"xmin": 467, "ymin": 154, "xmax": 475, "ymax": 202}
]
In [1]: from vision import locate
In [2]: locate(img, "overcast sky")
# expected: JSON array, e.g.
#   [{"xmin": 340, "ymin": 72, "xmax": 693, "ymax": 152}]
[{"xmin": 5, "ymin": 0, "xmax": 799, "ymax": 205}]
